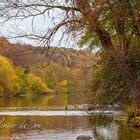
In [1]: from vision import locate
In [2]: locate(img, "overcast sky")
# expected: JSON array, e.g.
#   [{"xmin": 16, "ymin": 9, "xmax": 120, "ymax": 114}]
[{"xmin": 0, "ymin": 12, "xmax": 77, "ymax": 49}]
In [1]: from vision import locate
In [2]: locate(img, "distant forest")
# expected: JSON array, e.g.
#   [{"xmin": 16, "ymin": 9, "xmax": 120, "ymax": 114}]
[{"xmin": 0, "ymin": 37, "xmax": 95, "ymax": 97}]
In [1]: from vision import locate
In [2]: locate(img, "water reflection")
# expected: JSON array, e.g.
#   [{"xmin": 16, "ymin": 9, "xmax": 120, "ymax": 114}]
[
  {"xmin": 0, "ymin": 94, "xmax": 139, "ymax": 140},
  {"xmin": 89, "ymin": 116, "xmax": 140, "ymax": 140},
  {"xmin": 0, "ymin": 94, "xmax": 68, "ymax": 108},
  {"xmin": 0, "ymin": 115, "xmax": 139, "ymax": 140},
  {"xmin": 0, "ymin": 93, "xmax": 88, "ymax": 108}
]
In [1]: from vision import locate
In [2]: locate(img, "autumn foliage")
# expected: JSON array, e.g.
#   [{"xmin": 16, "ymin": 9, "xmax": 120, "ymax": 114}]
[{"xmin": 0, "ymin": 38, "xmax": 92, "ymax": 97}]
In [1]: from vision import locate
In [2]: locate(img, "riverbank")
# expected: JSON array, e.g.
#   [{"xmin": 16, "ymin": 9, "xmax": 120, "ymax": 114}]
[{"xmin": 114, "ymin": 114, "xmax": 140, "ymax": 128}]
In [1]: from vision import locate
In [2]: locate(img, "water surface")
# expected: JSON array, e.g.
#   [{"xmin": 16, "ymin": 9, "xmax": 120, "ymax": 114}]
[
  {"xmin": 0, "ymin": 95, "xmax": 140, "ymax": 140},
  {"xmin": 0, "ymin": 114, "xmax": 140, "ymax": 140}
]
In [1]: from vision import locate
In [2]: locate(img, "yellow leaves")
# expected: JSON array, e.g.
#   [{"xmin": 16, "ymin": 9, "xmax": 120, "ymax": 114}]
[
  {"xmin": 60, "ymin": 80, "xmax": 68, "ymax": 87},
  {"xmin": 15, "ymin": 66, "xmax": 54, "ymax": 95},
  {"xmin": 56, "ymin": 80, "xmax": 68, "ymax": 94},
  {"xmin": 0, "ymin": 55, "xmax": 21, "ymax": 96},
  {"xmin": 0, "ymin": 55, "xmax": 54, "ymax": 96},
  {"xmin": 0, "ymin": 86, "xmax": 4, "ymax": 96},
  {"xmin": 0, "ymin": 55, "xmax": 55, "ymax": 95},
  {"xmin": 28, "ymin": 73, "xmax": 53, "ymax": 94},
  {"xmin": 13, "ymin": 83, "xmax": 21, "ymax": 94}
]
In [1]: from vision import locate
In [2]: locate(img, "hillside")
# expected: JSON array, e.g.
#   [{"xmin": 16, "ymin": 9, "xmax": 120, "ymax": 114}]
[
  {"xmin": 0, "ymin": 37, "xmax": 98, "ymax": 97},
  {"xmin": 0, "ymin": 37, "xmax": 97, "ymax": 68}
]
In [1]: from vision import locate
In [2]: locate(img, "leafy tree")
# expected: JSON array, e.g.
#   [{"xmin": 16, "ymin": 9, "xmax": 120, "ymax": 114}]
[
  {"xmin": 31, "ymin": 62, "xmax": 85, "ymax": 93},
  {"xmin": 28, "ymin": 73, "xmax": 53, "ymax": 94},
  {"xmin": 24, "ymin": 66, "xmax": 30, "ymax": 74},
  {"xmin": 90, "ymin": 53, "xmax": 130, "ymax": 107},
  {"xmin": 45, "ymin": 72, "xmax": 57, "ymax": 89},
  {"xmin": 15, "ymin": 67, "xmax": 31, "ymax": 94},
  {"xmin": 16, "ymin": 66, "xmax": 54, "ymax": 95},
  {"xmin": 0, "ymin": 86, "xmax": 4, "ymax": 96},
  {"xmin": 0, "ymin": 55, "xmax": 20, "ymax": 96},
  {"xmin": 56, "ymin": 80, "xmax": 68, "ymax": 94}
]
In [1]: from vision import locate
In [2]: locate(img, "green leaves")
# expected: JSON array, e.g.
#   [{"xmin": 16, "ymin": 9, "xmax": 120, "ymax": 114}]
[
  {"xmin": 28, "ymin": 74, "xmax": 53, "ymax": 94},
  {"xmin": 78, "ymin": 29, "xmax": 101, "ymax": 51}
]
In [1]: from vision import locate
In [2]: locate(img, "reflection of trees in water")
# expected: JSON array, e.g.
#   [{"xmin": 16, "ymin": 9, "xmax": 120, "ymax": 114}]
[
  {"xmin": 0, "ymin": 115, "xmax": 140, "ymax": 139},
  {"xmin": 0, "ymin": 93, "xmax": 89, "ymax": 108},
  {"xmin": 0, "ymin": 97, "xmax": 140, "ymax": 140},
  {"xmin": 0, "ymin": 116, "xmax": 90, "ymax": 137},
  {"xmin": 0, "ymin": 94, "xmax": 67, "ymax": 108},
  {"xmin": 0, "ymin": 116, "xmax": 18, "ymax": 137},
  {"xmin": 93, "ymin": 126, "xmax": 104, "ymax": 140},
  {"xmin": 89, "ymin": 115, "xmax": 140, "ymax": 140},
  {"xmin": 89, "ymin": 116, "xmax": 114, "ymax": 126},
  {"xmin": 117, "ymin": 124, "xmax": 140, "ymax": 140},
  {"xmin": 89, "ymin": 116, "xmax": 118, "ymax": 140}
]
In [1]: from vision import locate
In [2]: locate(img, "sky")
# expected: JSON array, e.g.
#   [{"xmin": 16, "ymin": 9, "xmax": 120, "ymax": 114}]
[
  {"xmin": 0, "ymin": 12, "xmax": 77, "ymax": 49},
  {"xmin": 0, "ymin": 1, "xmax": 97, "ymax": 51}
]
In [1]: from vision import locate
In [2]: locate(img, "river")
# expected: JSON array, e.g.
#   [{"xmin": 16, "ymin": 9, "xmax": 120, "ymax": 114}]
[{"xmin": 0, "ymin": 94, "xmax": 139, "ymax": 140}]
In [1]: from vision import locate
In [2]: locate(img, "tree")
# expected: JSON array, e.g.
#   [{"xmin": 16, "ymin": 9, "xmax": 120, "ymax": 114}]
[
  {"xmin": 56, "ymin": 80, "xmax": 68, "ymax": 94},
  {"xmin": 28, "ymin": 73, "xmax": 53, "ymax": 94},
  {"xmin": 0, "ymin": 0, "xmax": 140, "ymax": 111},
  {"xmin": 15, "ymin": 66, "xmax": 31, "ymax": 94},
  {"xmin": 0, "ymin": 55, "xmax": 20, "ymax": 96},
  {"xmin": 90, "ymin": 53, "xmax": 130, "ymax": 107}
]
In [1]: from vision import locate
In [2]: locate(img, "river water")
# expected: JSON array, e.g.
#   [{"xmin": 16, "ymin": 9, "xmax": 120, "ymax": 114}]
[{"xmin": 0, "ymin": 94, "xmax": 139, "ymax": 140}]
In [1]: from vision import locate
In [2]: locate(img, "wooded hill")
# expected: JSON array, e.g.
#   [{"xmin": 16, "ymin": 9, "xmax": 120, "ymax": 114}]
[
  {"xmin": 0, "ymin": 37, "xmax": 96, "ymax": 97},
  {"xmin": 0, "ymin": 37, "xmax": 96, "ymax": 68}
]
